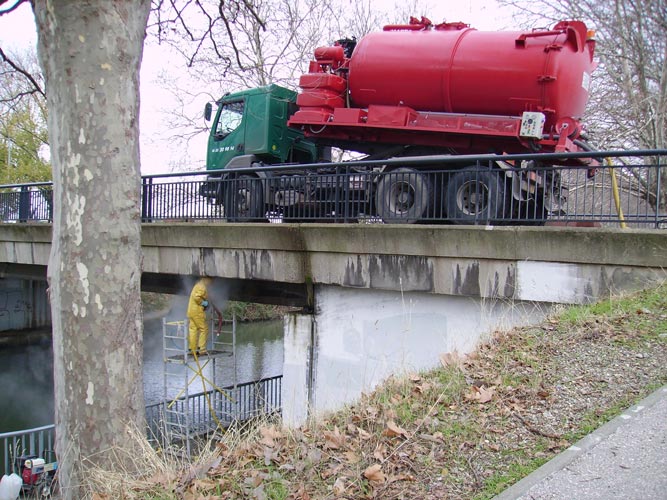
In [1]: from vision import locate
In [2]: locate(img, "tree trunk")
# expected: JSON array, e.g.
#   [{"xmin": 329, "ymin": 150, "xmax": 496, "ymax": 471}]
[{"xmin": 32, "ymin": 1, "xmax": 150, "ymax": 497}]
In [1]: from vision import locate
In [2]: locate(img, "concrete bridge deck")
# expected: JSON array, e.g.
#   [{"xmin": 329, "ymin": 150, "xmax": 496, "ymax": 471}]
[{"xmin": 0, "ymin": 223, "xmax": 664, "ymax": 306}]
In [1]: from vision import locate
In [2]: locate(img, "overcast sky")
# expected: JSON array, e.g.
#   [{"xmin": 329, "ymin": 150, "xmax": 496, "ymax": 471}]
[{"xmin": 0, "ymin": 1, "xmax": 512, "ymax": 175}]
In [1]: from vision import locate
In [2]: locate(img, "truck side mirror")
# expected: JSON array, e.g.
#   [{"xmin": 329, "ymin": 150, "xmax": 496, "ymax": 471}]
[{"xmin": 204, "ymin": 102, "xmax": 212, "ymax": 122}]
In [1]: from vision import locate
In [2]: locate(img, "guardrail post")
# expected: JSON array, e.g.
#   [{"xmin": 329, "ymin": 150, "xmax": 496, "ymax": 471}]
[
  {"xmin": 333, "ymin": 166, "xmax": 341, "ymax": 223},
  {"xmin": 141, "ymin": 177, "xmax": 153, "ymax": 222},
  {"xmin": 656, "ymin": 157, "xmax": 663, "ymax": 229},
  {"xmin": 344, "ymin": 165, "xmax": 351, "ymax": 222},
  {"xmin": 18, "ymin": 186, "xmax": 31, "ymax": 222}
]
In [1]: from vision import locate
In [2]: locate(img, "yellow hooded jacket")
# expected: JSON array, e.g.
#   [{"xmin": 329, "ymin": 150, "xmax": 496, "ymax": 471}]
[{"xmin": 187, "ymin": 279, "xmax": 209, "ymax": 330}]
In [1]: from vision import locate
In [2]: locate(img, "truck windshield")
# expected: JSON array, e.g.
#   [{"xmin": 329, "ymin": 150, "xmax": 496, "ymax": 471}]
[{"xmin": 214, "ymin": 100, "xmax": 244, "ymax": 139}]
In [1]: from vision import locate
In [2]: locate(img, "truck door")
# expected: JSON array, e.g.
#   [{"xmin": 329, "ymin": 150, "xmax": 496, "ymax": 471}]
[{"xmin": 207, "ymin": 99, "xmax": 246, "ymax": 170}]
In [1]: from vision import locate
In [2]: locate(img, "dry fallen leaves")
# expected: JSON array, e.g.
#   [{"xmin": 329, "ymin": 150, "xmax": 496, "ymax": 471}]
[
  {"xmin": 258, "ymin": 425, "xmax": 283, "ymax": 447},
  {"xmin": 323, "ymin": 426, "xmax": 346, "ymax": 450},
  {"xmin": 333, "ymin": 477, "xmax": 347, "ymax": 495},
  {"xmin": 440, "ymin": 350, "xmax": 465, "ymax": 370},
  {"xmin": 363, "ymin": 463, "xmax": 386, "ymax": 484},
  {"xmin": 343, "ymin": 450, "xmax": 361, "ymax": 464},
  {"xmin": 466, "ymin": 385, "xmax": 496, "ymax": 404},
  {"xmin": 383, "ymin": 420, "xmax": 409, "ymax": 439}
]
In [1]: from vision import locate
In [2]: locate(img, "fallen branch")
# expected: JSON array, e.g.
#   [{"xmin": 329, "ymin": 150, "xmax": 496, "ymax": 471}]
[
  {"xmin": 465, "ymin": 452, "xmax": 483, "ymax": 489},
  {"xmin": 513, "ymin": 413, "xmax": 561, "ymax": 439}
]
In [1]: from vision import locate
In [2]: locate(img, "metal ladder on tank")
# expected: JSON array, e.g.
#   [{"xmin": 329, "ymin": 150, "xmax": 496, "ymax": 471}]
[{"xmin": 161, "ymin": 311, "xmax": 237, "ymax": 456}]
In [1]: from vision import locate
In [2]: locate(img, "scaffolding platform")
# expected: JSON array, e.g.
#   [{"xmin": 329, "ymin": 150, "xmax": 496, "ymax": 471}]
[
  {"xmin": 160, "ymin": 311, "xmax": 237, "ymax": 455},
  {"xmin": 165, "ymin": 348, "xmax": 234, "ymax": 363}
]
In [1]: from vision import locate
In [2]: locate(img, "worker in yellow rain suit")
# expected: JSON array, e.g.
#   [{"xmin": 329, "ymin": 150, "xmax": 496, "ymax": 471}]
[{"xmin": 187, "ymin": 277, "xmax": 213, "ymax": 354}]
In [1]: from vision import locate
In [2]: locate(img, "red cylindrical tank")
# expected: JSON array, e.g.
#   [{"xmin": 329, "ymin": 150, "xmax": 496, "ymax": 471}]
[{"xmin": 347, "ymin": 21, "xmax": 595, "ymax": 131}]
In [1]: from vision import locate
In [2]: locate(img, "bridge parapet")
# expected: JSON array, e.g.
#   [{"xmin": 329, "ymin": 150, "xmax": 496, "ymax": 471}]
[{"xmin": 0, "ymin": 223, "xmax": 664, "ymax": 305}]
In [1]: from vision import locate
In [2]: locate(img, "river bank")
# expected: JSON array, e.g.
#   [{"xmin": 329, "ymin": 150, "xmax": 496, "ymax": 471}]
[
  {"xmin": 141, "ymin": 292, "xmax": 295, "ymax": 322},
  {"xmin": 87, "ymin": 283, "xmax": 667, "ymax": 499}
]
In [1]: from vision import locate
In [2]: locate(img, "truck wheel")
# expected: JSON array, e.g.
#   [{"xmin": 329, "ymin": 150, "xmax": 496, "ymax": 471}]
[
  {"xmin": 446, "ymin": 167, "xmax": 507, "ymax": 224},
  {"xmin": 375, "ymin": 168, "xmax": 431, "ymax": 224},
  {"xmin": 225, "ymin": 175, "xmax": 264, "ymax": 222}
]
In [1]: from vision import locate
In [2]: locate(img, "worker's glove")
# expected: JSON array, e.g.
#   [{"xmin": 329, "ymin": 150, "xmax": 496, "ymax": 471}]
[{"xmin": 202, "ymin": 300, "xmax": 209, "ymax": 310}]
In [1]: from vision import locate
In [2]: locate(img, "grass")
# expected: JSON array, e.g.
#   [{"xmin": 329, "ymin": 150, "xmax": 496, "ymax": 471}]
[
  {"xmin": 88, "ymin": 283, "xmax": 667, "ymax": 499},
  {"xmin": 477, "ymin": 457, "xmax": 550, "ymax": 499}
]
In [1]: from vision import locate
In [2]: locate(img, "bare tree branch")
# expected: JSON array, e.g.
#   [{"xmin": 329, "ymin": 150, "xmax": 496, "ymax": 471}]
[
  {"xmin": 0, "ymin": 0, "xmax": 27, "ymax": 15},
  {"xmin": 0, "ymin": 47, "xmax": 46, "ymax": 97}
]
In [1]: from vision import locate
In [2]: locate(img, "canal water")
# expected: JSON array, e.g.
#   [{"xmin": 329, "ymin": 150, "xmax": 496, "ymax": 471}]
[{"xmin": 0, "ymin": 318, "xmax": 284, "ymax": 433}]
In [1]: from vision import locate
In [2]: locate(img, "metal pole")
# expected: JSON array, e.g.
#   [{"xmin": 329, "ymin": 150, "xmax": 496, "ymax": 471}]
[
  {"xmin": 606, "ymin": 158, "xmax": 627, "ymax": 229},
  {"xmin": 656, "ymin": 155, "xmax": 663, "ymax": 229}
]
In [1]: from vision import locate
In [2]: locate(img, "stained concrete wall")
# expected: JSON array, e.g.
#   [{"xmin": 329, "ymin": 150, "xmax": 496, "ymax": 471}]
[
  {"xmin": 0, "ymin": 278, "xmax": 51, "ymax": 331},
  {"xmin": 0, "ymin": 224, "xmax": 664, "ymax": 305},
  {"xmin": 282, "ymin": 284, "xmax": 551, "ymax": 427}
]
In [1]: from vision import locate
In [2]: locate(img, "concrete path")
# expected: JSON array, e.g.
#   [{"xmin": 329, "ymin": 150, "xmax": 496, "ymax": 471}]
[{"xmin": 494, "ymin": 386, "xmax": 667, "ymax": 500}]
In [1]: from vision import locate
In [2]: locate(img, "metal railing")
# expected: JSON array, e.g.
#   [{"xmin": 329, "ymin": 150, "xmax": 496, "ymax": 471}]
[
  {"xmin": 1, "ymin": 150, "xmax": 665, "ymax": 227},
  {"xmin": 0, "ymin": 424, "xmax": 55, "ymax": 478},
  {"xmin": 146, "ymin": 375, "xmax": 282, "ymax": 442},
  {"xmin": 0, "ymin": 182, "xmax": 53, "ymax": 223},
  {"xmin": 2, "ymin": 375, "xmax": 282, "ymax": 476}
]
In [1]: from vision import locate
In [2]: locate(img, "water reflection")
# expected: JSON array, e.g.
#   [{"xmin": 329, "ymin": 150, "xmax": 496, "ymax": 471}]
[
  {"xmin": 143, "ymin": 318, "xmax": 284, "ymax": 404},
  {"xmin": 0, "ymin": 342, "xmax": 54, "ymax": 432},
  {"xmin": 0, "ymin": 318, "xmax": 284, "ymax": 431}
]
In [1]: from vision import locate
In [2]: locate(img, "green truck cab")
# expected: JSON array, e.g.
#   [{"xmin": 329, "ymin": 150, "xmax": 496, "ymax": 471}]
[
  {"xmin": 201, "ymin": 85, "xmax": 328, "ymax": 218},
  {"xmin": 204, "ymin": 84, "xmax": 321, "ymax": 174}
]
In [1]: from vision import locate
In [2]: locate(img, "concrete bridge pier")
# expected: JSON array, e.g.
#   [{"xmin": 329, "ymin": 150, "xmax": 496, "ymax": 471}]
[
  {"xmin": 0, "ymin": 277, "xmax": 50, "ymax": 333},
  {"xmin": 282, "ymin": 284, "xmax": 548, "ymax": 428}
]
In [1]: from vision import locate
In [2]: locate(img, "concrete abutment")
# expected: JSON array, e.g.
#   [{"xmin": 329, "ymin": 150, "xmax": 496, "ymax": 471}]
[{"xmin": 282, "ymin": 284, "xmax": 551, "ymax": 428}]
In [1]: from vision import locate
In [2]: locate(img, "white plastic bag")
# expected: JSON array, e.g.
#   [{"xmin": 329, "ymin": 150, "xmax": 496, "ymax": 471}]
[{"xmin": 0, "ymin": 473, "xmax": 22, "ymax": 500}]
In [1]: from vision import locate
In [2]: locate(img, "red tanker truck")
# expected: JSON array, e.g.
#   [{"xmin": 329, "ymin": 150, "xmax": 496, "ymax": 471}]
[{"xmin": 202, "ymin": 17, "xmax": 596, "ymax": 223}]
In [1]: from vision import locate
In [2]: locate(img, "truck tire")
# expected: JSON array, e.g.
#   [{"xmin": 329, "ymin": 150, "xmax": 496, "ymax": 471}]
[
  {"xmin": 225, "ymin": 174, "xmax": 264, "ymax": 222},
  {"xmin": 446, "ymin": 167, "xmax": 507, "ymax": 224},
  {"xmin": 375, "ymin": 168, "xmax": 431, "ymax": 224}
]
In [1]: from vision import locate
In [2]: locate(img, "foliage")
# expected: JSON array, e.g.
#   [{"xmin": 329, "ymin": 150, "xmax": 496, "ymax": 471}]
[
  {"xmin": 141, "ymin": 292, "xmax": 173, "ymax": 313},
  {"xmin": 223, "ymin": 301, "xmax": 293, "ymax": 322},
  {"xmin": 0, "ymin": 49, "xmax": 50, "ymax": 183}
]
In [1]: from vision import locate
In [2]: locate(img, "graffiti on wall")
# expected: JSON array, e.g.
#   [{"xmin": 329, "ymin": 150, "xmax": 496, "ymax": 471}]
[
  {"xmin": 0, "ymin": 290, "xmax": 32, "ymax": 331},
  {"xmin": 0, "ymin": 279, "xmax": 50, "ymax": 331}
]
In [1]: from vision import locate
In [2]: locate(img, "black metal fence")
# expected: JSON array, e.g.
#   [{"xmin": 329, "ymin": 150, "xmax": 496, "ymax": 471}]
[
  {"xmin": 2, "ymin": 376, "xmax": 282, "ymax": 476},
  {"xmin": 1, "ymin": 150, "xmax": 665, "ymax": 227},
  {"xmin": 145, "ymin": 375, "xmax": 282, "ymax": 441},
  {"xmin": 0, "ymin": 182, "xmax": 53, "ymax": 222},
  {"xmin": 0, "ymin": 424, "xmax": 55, "ymax": 478}
]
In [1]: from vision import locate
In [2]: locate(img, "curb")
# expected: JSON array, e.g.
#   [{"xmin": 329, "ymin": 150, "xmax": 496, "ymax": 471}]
[{"xmin": 492, "ymin": 385, "xmax": 667, "ymax": 500}]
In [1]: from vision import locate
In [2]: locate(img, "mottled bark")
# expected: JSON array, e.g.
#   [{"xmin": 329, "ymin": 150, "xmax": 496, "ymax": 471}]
[{"xmin": 32, "ymin": 1, "xmax": 150, "ymax": 497}]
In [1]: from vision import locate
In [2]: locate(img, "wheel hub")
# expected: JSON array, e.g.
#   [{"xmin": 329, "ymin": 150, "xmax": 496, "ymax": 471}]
[
  {"xmin": 392, "ymin": 183, "xmax": 414, "ymax": 213},
  {"xmin": 458, "ymin": 181, "xmax": 489, "ymax": 215}
]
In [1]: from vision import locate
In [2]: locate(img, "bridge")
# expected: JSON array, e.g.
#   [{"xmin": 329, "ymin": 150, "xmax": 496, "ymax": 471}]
[
  {"xmin": 1, "ymin": 149, "xmax": 666, "ymax": 425},
  {"xmin": 1, "ymin": 223, "xmax": 664, "ymax": 304},
  {"xmin": 1, "ymin": 222, "xmax": 665, "ymax": 426}
]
